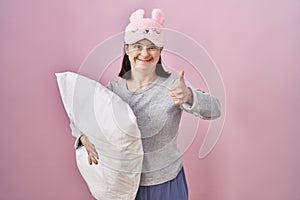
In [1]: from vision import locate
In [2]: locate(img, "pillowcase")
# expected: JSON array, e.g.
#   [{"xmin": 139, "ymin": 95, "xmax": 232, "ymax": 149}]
[{"xmin": 55, "ymin": 72, "xmax": 143, "ymax": 200}]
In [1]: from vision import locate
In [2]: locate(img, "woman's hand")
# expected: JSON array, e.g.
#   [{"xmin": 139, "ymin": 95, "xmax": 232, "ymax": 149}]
[
  {"xmin": 169, "ymin": 70, "xmax": 193, "ymax": 105},
  {"xmin": 80, "ymin": 135, "xmax": 99, "ymax": 165}
]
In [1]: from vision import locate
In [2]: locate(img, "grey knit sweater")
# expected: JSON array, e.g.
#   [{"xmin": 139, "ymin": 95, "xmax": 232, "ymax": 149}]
[{"xmin": 70, "ymin": 75, "xmax": 221, "ymax": 186}]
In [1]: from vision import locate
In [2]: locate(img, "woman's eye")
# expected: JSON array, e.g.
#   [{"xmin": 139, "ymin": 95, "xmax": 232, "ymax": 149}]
[
  {"xmin": 148, "ymin": 45, "xmax": 157, "ymax": 50},
  {"xmin": 134, "ymin": 44, "xmax": 143, "ymax": 50}
]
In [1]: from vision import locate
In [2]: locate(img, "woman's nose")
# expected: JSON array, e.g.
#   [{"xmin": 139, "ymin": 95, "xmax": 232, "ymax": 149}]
[{"xmin": 140, "ymin": 48, "xmax": 150, "ymax": 57}]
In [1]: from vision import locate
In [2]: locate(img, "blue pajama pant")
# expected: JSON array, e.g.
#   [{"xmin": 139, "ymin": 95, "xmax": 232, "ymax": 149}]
[{"xmin": 135, "ymin": 167, "xmax": 189, "ymax": 200}]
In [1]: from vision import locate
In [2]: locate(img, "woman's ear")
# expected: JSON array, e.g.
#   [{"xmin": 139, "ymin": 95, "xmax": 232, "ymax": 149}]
[{"xmin": 124, "ymin": 44, "xmax": 129, "ymax": 55}]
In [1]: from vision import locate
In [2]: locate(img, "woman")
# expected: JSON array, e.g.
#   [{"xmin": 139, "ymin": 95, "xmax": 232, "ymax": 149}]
[{"xmin": 71, "ymin": 8, "xmax": 221, "ymax": 200}]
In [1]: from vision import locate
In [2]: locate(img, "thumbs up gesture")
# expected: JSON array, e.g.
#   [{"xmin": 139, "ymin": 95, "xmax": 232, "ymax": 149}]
[{"xmin": 169, "ymin": 70, "xmax": 193, "ymax": 106}]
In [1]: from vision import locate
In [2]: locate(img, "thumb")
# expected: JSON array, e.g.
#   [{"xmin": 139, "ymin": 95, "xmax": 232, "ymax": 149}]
[{"xmin": 179, "ymin": 70, "xmax": 185, "ymax": 84}]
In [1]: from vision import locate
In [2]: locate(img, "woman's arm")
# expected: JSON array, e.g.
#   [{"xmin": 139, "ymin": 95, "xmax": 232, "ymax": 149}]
[
  {"xmin": 169, "ymin": 70, "xmax": 221, "ymax": 120},
  {"xmin": 69, "ymin": 120, "xmax": 99, "ymax": 165},
  {"xmin": 181, "ymin": 88, "xmax": 221, "ymax": 120}
]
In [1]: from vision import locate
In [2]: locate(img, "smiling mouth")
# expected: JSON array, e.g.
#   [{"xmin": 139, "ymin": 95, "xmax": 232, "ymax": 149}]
[{"xmin": 136, "ymin": 58, "xmax": 153, "ymax": 63}]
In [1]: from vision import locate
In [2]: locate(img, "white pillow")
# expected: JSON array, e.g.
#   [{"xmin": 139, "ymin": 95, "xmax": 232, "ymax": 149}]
[{"xmin": 55, "ymin": 72, "xmax": 143, "ymax": 200}]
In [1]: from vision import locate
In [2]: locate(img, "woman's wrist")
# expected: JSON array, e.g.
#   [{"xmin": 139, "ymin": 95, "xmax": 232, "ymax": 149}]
[
  {"xmin": 185, "ymin": 88, "xmax": 194, "ymax": 105},
  {"xmin": 79, "ymin": 135, "xmax": 88, "ymax": 146}
]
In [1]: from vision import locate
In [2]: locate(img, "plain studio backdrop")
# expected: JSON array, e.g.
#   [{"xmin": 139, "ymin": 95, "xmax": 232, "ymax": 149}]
[{"xmin": 1, "ymin": 0, "xmax": 299, "ymax": 199}]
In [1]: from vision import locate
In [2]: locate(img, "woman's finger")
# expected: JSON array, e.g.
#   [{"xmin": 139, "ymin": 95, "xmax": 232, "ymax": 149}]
[
  {"xmin": 90, "ymin": 146, "xmax": 99, "ymax": 159},
  {"xmin": 171, "ymin": 97, "xmax": 181, "ymax": 105},
  {"xmin": 169, "ymin": 91, "xmax": 176, "ymax": 97},
  {"xmin": 91, "ymin": 150, "xmax": 99, "ymax": 160},
  {"xmin": 88, "ymin": 154, "xmax": 92, "ymax": 165},
  {"xmin": 88, "ymin": 152, "xmax": 98, "ymax": 165},
  {"xmin": 91, "ymin": 155, "xmax": 98, "ymax": 165}
]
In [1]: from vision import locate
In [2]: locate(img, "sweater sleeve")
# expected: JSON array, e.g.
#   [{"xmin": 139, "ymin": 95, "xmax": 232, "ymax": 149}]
[
  {"xmin": 178, "ymin": 78, "xmax": 221, "ymax": 120},
  {"xmin": 181, "ymin": 88, "xmax": 221, "ymax": 120},
  {"xmin": 106, "ymin": 81, "xmax": 114, "ymax": 92}
]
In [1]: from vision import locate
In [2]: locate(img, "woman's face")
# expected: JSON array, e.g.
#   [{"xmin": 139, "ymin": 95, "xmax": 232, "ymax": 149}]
[{"xmin": 125, "ymin": 39, "xmax": 162, "ymax": 73}]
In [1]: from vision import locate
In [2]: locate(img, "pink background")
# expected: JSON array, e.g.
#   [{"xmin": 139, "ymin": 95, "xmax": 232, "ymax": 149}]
[{"xmin": 1, "ymin": 0, "xmax": 300, "ymax": 199}]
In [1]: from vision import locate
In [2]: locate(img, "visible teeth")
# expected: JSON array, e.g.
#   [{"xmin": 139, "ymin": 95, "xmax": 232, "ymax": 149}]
[{"xmin": 138, "ymin": 58, "xmax": 151, "ymax": 62}]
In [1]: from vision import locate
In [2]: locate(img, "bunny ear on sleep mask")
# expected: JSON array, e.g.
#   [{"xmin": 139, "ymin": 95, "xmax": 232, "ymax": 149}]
[
  {"xmin": 124, "ymin": 8, "xmax": 165, "ymax": 47},
  {"xmin": 55, "ymin": 71, "xmax": 143, "ymax": 200}
]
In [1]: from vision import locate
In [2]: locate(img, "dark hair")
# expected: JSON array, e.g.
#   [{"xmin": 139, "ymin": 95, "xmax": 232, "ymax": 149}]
[{"xmin": 118, "ymin": 54, "xmax": 171, "ymax": 79}]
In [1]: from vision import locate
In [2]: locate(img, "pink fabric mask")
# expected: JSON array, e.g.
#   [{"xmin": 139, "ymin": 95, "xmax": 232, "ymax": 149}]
[{"xmin": 124, "ymin": 8, "xmax": 165, "ymax": 47}]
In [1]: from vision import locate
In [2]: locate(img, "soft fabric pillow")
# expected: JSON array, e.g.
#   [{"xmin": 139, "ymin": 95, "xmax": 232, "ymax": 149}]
[{"xmin": 55, "ymin": 72, "xmax": 143, "ymax": 200}]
